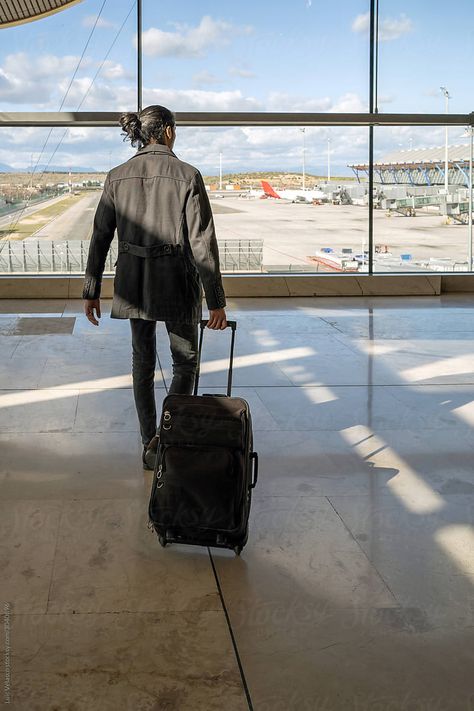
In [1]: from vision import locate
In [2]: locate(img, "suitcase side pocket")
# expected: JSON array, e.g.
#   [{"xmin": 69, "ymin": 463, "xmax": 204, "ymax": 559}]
[{"xmin": 150, "ymin": 444, "xmax": 242, "ymax": 532}]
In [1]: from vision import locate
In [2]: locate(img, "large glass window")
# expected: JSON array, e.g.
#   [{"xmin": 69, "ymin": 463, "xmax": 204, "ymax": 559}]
[
  {"xmin": 180, "ymin": 126, "xmax": 369, "ymax": 273},
  {"xmin": 0, "ymin": 126, "xmax": 371, "ymax": 275},
  {"xmin": 142, "ymin": 0, "xmax": 370, "ymax": 112},
  {"xmin": 0, "ymin": 0, "xmax": 137, "ymax": 111},
  {"xmin": 0, "ymin": 127, "xmax": 131, "ymax": 275},
  {"xmin": 371, "ymin": 125, "xmax": 473, "ymax": 272},
  {"xmin": 377, "ymin": 0, "xmax": 474, "ymax": 114},
  {"xmin": 0, "ymin": 0, "xmax": 473, "ymax": 279}
]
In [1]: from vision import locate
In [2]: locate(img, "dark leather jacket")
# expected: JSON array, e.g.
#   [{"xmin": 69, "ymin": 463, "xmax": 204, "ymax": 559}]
[{"xmin": 82, "ymin": 143, "xmax": 226, "ymax": 323}]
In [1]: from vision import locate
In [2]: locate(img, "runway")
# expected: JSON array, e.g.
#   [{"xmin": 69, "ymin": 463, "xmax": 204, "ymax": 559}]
[
  {"xmin": 27, "ymin": 192, "xmax": 101, "ymax": 242},
  {"xmin": 0, "ymin": 194, "xmax": 68, "ymax": 232}
]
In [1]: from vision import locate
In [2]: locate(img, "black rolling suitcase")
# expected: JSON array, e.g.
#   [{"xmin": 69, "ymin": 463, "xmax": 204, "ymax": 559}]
[{"xmin": 148, "ymin": 319, "xmax": 258, "ymax": 555}]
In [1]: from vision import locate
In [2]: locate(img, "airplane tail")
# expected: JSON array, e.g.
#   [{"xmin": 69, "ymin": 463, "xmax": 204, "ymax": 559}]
[{"xmin": 261, "ymin": 180, "xmax": 281, "ymax": 199}]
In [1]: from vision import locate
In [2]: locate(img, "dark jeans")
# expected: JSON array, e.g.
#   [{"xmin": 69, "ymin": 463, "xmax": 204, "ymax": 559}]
[{"xmin": 130, "ymin": 319, "xmax": 198, "ymax": 446}]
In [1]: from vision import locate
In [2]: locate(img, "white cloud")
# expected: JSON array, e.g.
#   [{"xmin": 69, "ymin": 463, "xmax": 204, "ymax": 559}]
[
  {"xmin": 177, "ymin": 125, "xmax": 369, "ymax": 175},
  {"xmin": 100, "ymin": 61, "xmax": 127, "ymax": 80},
  {"xmin": 0, "ymin": 122, "xmax": 371, "ymax": 175},
  {"xmin": 0, "ymin": 51, "xmax": 136, "ymax": 110},
  {"xmin": 0, "ymin": 52, "xmax": 83, "ymax": 106},
  {"xmin": 140, "ymin": 16, "xmax": 251, "ymax": 58},
  {"xmin": 82, "ymin": 15, "xmax": 115, "ymax": 29},
  {"xmin": 373, "ymin": 125, "xmax": 449, "ymax": 161},
  {"xmin": 4, "ymin": 123, "xmax": 457, "ymax": 176},
  {"xmin": 267, "ymin": 92, "xmax": 331, "ymax": 112},
  {"xmin": 142, "ymin": 87, "xmax": 261, "ymax": 111},
  {"xmin": 229, "ymin": 66, "xmax": 256, "ymax": 79},
  {"xmin": 329, "ymin": 92, "xmax": 367, "ymax": 113},
  {"xmin": 0, "ymin": 49, "xmax": 369, "ymax": 121},
  {"xmin": 265, "ymin": 91, "xmax": 367, "ymax": 115},
  {"xmin": 54, "ymin": 79, "xmax": 136, "ymax": 111},
  {"xmin": 4, "ymin": 52, "xmax": 84, "ymax": 81},
  {"xmin": 352, "ymin": 12, "xmax": 413, "ymax": 41},
  {"xmin": 380, "ymin": 14, "xmax": 413, "ymax": 40},
  {"xmin": 352, "ymin": 12, "xmax": 370, "ymax": 34},
  {"xmin": 192, "ymin": 70, "xmax": 220, "ymax": 86}
]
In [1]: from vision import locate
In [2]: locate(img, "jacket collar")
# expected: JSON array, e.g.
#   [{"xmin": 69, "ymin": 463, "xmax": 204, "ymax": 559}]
[{"xmin": 132, "ymin": 143, "xmax": 177, "ymax": 159}]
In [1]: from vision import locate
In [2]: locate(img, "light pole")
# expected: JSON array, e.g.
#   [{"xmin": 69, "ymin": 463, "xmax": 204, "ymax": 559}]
[
  {"xmin": 440, "ymin": 86, "xmax": 451, "ymax": 196},
  {"xmin": 300, "ymin": 128, "xmax": 306, "ymax": 190},
  {"xmin": 327, "ymin": 136, "xmax": 331, "ymax": 183},
  {"xmin": 219, "ymin": 152, "xmax": 223, "ymax": 190}
]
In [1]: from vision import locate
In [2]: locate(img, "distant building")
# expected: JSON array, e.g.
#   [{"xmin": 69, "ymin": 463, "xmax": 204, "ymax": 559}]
[{"xmin": 349, "ymin": 145, "xmax": 472, "ymax": 186}]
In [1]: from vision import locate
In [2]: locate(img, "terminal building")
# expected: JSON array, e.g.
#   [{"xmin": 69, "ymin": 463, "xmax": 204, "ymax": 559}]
[
  {"xmin": 1, "ymin": 2, "xmax": 474, "ymax": 710},
  {"xmin": 350, "ymin": 145, "xmax": 473, "ymax": 186}
]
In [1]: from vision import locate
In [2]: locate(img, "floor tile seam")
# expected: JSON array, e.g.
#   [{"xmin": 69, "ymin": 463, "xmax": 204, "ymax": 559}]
[
  {"xmin": 270, "ymin": 358, "xmax": 300, "ymax": 386},
  {"xmin": 12, "ymin": 607, "xmax": 234, "ymax": 621},
  {"xmin": 72, "ymin": 393, "xmax": 80, "ymax": 428},
  {"xmin": 207, "ymin": 549, "xmax": 254, "ymax": 711},
  {"xmin": 2, "ymin": 609, "xmax": 231, "ymax": 617},
  {"xmin": 324, "ymin": 495, "xmax": 400, "ymax": 606},
  {"xmin": 44, "ymin": 501, "xmax": 66, "ymax": 615},
  {"xmin": 249, "ymin": 389, "xmax": 281, "ymax": 429},
  {"xmin": 318, "ymin": 316, "xmax": 351, "ymax": 334},
  {"xmin": 9, "ymin": 334, "xmax": 22, "ymax": 359},
  {"xmin": 327, "ymin": 333, "xmax": 367, "ymax": 357}
]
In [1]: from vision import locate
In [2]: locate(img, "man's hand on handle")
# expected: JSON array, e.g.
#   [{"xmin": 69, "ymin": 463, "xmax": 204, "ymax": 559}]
[
  {"xmin": 207, "ymin": 308, "xmax": 227, "ymax": 329},
  {"xmin": 84, "ymin": 299, "xmax": 101, "ymax": 326}
]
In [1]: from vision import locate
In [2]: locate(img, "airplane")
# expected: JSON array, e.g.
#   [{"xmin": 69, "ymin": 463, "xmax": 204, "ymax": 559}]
[{"xmin": 261, "ymin": 180, "xmax": 328, "ymax": 203}]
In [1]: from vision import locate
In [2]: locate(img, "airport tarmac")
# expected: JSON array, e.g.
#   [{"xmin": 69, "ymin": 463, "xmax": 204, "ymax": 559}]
[
  {"xmin": 1, "ymin": 190, "xmax": 471, "ymax": 272},
  {"xmin": 210, "ymin": 196, "xmax": 471, "ymax": 270}
]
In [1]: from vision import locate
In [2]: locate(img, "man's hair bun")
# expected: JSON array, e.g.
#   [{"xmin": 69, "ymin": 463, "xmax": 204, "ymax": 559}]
[
  {"xmin": 119, "ymin": 112, "xmax": 144, "ymax": 147},
  {"xmin": 119, "ymin": 105, "xmax": 175, "ymax": 150}
]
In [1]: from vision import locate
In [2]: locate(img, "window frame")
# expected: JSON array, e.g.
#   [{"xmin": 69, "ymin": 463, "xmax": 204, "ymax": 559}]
[{"xmin": 1, "ymin": 0, "xmax": 473, "ymax": 277}]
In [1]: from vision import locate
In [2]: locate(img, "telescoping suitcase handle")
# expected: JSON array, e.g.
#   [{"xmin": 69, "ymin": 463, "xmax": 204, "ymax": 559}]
[{"xmin": 193, "ymin": 319, "xmax": 237, "ymax": 397}]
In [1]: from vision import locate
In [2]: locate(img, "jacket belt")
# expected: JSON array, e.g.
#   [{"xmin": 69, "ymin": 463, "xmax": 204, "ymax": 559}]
[{"xmin": 118, "ymin": 241, "xmax": 181, "ymax": 258}]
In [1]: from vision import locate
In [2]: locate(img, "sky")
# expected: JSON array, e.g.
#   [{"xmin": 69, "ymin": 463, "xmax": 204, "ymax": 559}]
[{"xmin": 0, "ymin": 0, "xmax": 473, "ymax": 175}]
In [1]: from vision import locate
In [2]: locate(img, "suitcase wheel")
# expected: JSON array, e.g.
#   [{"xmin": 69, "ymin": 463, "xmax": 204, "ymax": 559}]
[
  {"xmin": 233, "ymin": 544, "xmax": 243, "ymax": 556},
  {"xmin": 158, "ymin": 534, "xmax": 168, "ymax": 548}
]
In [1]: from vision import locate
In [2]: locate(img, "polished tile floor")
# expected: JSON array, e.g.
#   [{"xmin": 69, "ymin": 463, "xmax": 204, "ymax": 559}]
[{"xmin": 1, "ymin": 295, "xmax": 474, "ymax": 710}]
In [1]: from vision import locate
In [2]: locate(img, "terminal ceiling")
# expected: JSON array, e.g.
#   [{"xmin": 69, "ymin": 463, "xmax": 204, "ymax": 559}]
[{"xmin": 0, "ymin": 0, "xmax": 82, "ymax": 28}]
